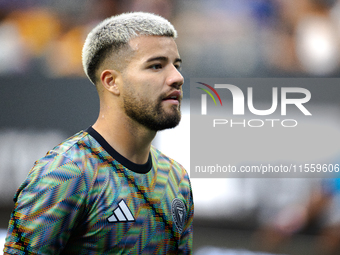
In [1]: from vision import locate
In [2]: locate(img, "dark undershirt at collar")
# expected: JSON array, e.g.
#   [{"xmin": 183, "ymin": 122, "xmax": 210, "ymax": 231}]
[{"xmin": 85, "ymin": 126, "xmax": 152, "ymax": 174}]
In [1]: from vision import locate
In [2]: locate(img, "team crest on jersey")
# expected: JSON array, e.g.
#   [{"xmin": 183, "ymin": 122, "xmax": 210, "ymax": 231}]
[{"xmin": 171, "ymin": 198, "xmax": 186, "ymax": 233}]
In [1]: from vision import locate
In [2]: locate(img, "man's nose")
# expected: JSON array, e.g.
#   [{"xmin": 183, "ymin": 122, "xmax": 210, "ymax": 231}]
[{"xmin": 167, "ymin": 66, "xmax": 184, "ymax": 89}]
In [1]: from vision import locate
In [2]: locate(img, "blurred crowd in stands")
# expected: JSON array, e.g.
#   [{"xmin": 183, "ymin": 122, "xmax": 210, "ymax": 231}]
[{"xmin": 0, "ymin": 0, "xmax": 340, "ymax": 78}]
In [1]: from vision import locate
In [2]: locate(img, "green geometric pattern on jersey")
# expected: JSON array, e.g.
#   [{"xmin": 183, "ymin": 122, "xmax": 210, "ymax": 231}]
[{"xmin": 4, "ymin": 128, "xmax": 193, "ymax": 255}]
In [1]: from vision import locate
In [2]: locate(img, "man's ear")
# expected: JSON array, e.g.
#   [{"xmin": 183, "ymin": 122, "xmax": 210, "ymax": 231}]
[{"xmin": 100, "ymin": 69, "xmax": 121, "ymax": 95}]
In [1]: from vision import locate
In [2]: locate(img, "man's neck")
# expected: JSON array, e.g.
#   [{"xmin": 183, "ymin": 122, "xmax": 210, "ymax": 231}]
[{"xmin": 92, "ymin": 113, "xmax": 156, "ymax": 165}]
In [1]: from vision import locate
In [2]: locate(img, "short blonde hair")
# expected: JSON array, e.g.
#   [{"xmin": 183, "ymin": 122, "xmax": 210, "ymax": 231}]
[{"xmin": 82, "ymin": 12, "xmax": 177, "ymax": 84}]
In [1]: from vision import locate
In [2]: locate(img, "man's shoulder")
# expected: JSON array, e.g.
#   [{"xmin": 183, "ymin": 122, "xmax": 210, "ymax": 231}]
[
  {"xmin": 52, "ymin": 130, "xmax": 90, "ymax": 156},
  {"xmin": 150, "ymin": 145, "xmax": 188, "ymax": 177},
  {"xmin": 31, "ymin": 130, "xmax": 99, "ymax": 177},
  {"xmin": 13, "ymin": 130, "xmax": 99, "ymax": 203},
  {"xmin": 49, "ymin": 129, "xmax": 102, "ymax": 161}
]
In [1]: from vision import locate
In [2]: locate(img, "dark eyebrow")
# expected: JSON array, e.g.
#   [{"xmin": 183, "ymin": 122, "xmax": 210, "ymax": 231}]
[{"xmin": 146, "ymin": 56, "xmax": 182, "ymax": 64}]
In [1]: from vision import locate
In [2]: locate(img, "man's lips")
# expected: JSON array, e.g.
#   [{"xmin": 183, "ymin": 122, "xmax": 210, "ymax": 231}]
[{"xmin": 163, "ymin": 90, "xmax": 182, "ymax": 102}]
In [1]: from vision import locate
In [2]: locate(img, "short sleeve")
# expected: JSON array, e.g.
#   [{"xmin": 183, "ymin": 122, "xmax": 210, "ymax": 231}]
[{"xmin": 4, "ymin": 152, "xmax": 88, "ymax": 255}]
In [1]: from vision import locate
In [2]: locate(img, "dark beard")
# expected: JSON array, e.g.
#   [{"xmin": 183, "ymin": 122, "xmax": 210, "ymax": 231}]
[{"xmin": 123, "ymin": 96, "xmax": 181, "ymax": 131}]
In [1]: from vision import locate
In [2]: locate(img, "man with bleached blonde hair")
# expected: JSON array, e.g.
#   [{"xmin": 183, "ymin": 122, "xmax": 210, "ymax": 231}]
[{"xmin": 4, "ymin": 12, "xmax": 193, "ymax": 255}]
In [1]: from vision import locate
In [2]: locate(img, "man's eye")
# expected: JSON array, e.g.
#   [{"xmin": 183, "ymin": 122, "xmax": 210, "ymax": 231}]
[
  {"xmin": 150, "ymin": 64, "xmax": 162, "ymax": 70},
  {"xmin": 175, "ymin": 65, "xmax": 182, "ymax": 71}
]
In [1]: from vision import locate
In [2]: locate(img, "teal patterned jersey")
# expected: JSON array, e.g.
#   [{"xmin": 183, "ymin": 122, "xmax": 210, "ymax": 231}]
[{"xmin": 4, "ymin": 127, "xmax": 194, "ymax": 255}]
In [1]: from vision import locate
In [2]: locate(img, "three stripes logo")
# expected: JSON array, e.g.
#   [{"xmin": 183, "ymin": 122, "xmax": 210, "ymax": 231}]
[
  {"xmin": 108, "ymin": 200, "xmax": 135, "ymax": 223},
  {"xmin": 196, "ymin": 82, "xmax": 223, "ymax": 115}
]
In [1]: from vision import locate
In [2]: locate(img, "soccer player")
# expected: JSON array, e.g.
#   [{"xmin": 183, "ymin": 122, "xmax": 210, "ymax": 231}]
[{"xmin": 4, "ymin": 12, "xmax": 193, "ymax": 254}]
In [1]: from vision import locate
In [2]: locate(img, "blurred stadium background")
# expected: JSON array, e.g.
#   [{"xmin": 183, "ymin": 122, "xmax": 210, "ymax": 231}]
[{"xmin": 1, "ymin": 0, "xmax": 340, "ymax": 254}]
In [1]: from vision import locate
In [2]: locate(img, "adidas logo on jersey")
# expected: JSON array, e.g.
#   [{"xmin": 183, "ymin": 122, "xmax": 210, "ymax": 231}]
[{"xmin": 108, "ymin": 200, "xmax": 135, "ymax": 223}]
